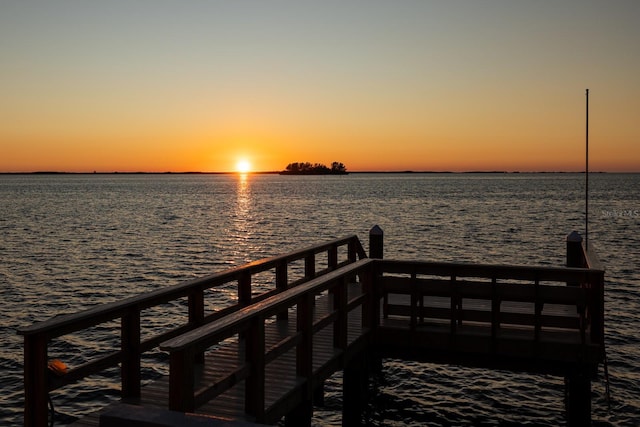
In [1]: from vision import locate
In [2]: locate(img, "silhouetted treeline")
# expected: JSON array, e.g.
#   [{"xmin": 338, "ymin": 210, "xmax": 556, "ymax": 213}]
[{"xmin": 281, "ymin": 162, "xmax": 348, "ymax": 175}]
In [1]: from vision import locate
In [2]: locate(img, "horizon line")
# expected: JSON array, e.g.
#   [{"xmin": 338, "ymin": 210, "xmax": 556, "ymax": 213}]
[{"xmin": 0, "ymin": 170, "xmax": 631, "ymax": 175}]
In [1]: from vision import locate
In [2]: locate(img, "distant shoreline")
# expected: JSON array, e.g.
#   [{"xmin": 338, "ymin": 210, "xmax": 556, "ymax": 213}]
[{"xmin": 0, "ymin": 170, "xmax": 620, "ymax": 175}]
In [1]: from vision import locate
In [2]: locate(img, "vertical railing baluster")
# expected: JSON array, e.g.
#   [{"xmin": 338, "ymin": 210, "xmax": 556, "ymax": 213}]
[
  {"xmin": 276, "ymin": 261, "xmax": 288, "ymax": 320},
  {"xmin": 297, "ymin": 293, "xmax": 314, "ymax": 396},
  {"xmin": 189, "ymin": 289, "xmax": 205, "ymax": 362},
  {"xmin": 348, "ymin": 238, "xmax": 357, "ymax": 262},
  {"xmin": 410, "ymin": 271, "xmax": 418, "ymax": 330},
  {"xmin": 333, "ymin": 278, "xmax": 348, "ymax": 350},
  {"xmin": 534, "ymin": 275, "xmax": 542, "ymax": 345},
  {"xmin": 245, "ymin": 315, "xmax": 265, "ymax": 421},
  {"xmin": 491, "ymin": 277, "xmax": 500, "ymax": 353},
  {"xmin": 305, "ymin": 252, "xmax": 316, "ymax": 280},
  {"xmin": 238, "ymin": 271, "xmax": 252, "ymax": 306},
  {"xmin": 450, "ymin": 273, "xmax": 457, "ymax": 334},
  {"xmin": 590, "ymin": 271, "xmax": 605, "ymax": 345},
  {"xmin": 121, "ymin": 309, "xmax": 141, "ymax": 399},
  {"xmin": 362, "ymin": 261, "xmax": 379, "ymax": 330},
  {"xmin": 329, "ymin": 244, "xmax": 338, "ymax": 269}
]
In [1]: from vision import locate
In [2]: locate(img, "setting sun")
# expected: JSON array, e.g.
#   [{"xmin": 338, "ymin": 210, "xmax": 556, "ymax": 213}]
[{"xmin": 236, "ymin": 159, "xmax": 251, "ymax": 174}]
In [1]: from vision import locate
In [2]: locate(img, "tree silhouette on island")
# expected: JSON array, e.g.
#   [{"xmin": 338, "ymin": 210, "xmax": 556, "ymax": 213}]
[{"xmin": 280, "ymin": 162, "xmax": 348, "ymax": 175}]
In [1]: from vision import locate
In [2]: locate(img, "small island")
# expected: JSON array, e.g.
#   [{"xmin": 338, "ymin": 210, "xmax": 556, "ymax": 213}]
[{"xmin": 280, "ymin": 161, "xmax": 348, "ymax": 175}]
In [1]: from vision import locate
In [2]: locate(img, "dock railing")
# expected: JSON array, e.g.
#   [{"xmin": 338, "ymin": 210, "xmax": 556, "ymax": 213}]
[
  {"xmin": 17, "ymin": 235, "xmax": 366, "ymax": 427},
  {"xmin": 377, "ymin": 259, "xmax": 605, "ymax": 359},
  {"xmin": 18, "ymin": 229, "xmax": 605, "ymax": 426}
]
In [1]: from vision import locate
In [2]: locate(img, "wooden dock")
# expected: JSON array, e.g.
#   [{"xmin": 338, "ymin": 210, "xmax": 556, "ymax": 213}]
[{"xmin": 17, "ymin": 229, "xmax": 605, "ymax": 427}]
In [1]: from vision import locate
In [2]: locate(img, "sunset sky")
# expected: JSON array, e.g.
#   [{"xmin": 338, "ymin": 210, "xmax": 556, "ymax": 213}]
[{"xmin": 1, "ymin": 1, "xmax": 639, "ymax": 173}]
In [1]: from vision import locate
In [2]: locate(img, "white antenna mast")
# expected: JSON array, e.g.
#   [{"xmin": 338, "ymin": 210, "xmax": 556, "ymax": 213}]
[{"xmin": 585, "ymin": 88, "xmax": 589, "ymax": 250}]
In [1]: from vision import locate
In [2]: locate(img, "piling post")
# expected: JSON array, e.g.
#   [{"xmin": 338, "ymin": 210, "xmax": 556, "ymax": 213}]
[
  {"xmin": 565, "ymin": 368, "xmax": 591, "ymax": 427},
  {"xmin": 369, "ymin": 225, "xmax": 383, "ymax": 259},
  {"xmin": 566, "ymin": 231, "xmax": 584, "ymax": 269},
  {"xmin": 566, "ymin": 232, "xmax": 584, "ymax": 288},
  {"xmin": 343, "ymin": 352, "xmax": 368, "ymax": 426}
]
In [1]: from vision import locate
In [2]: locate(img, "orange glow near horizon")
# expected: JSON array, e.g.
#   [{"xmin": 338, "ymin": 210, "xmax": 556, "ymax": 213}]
[
  {"xmin": 1, "ymin": 134, "xmax": 639, "ymax": 173},
  {"xmin": 1, "ymin": 3, "xmax": 639, "ymax": 173}
]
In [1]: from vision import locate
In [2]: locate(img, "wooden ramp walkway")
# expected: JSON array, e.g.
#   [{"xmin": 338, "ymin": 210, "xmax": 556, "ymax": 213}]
[{"xmin": 69, "ymin": 282, "xmax": 368, "ymax": 426}]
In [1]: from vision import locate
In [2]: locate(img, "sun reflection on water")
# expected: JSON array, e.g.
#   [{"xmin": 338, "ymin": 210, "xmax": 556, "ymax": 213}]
[{"xmin": 231, "ymin": 173, "xmax": 253, "ymax": 263}]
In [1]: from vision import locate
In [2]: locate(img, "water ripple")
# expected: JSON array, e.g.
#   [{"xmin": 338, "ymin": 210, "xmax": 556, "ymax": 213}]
[{"xmin": 1, "ymin": 173, "xmax": 638, "ymax": 426}]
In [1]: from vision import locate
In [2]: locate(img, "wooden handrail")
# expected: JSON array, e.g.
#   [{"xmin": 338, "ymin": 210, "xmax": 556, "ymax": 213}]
[
  {"xmin": 17, "ymin": 235, "xmax": 366, "ymax": 427},
  {"xmin": 160, "ymin": 259, "xmax": 375, "ymax": 417},
  {"xmin": 379, "ymin": 260, "xmax": 604, "ymax": 282}
]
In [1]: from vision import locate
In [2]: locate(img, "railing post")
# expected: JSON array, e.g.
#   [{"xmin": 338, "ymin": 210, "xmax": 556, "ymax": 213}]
[
  {"xmin": 297, "ymin": 294, "xmax": 314, "ymax": 379},
  {"xmin": 188, "ymin": 289, "xmax": 205, "ymax": 362},
  {"xmin": 238, "ymin": 271, "xmax": 252, "ymax": 306},
  {"xmin": 590, "ymin": 270, "xmax": 605, "ymax": 345},
  {"xmin": 168, "ymin": 348, "xmax": 195, "ymax": 412},
  {"xmin": 333, "ymin": 277, "xmax": 348, "ymax": 350},
  {"xmin": 328, "ymin": 244, "xmax": 338, "ymax": 269},
  {"xmin": 369, "ymin": 225, "xmax": 383, "ymax": 259},
  {"xmin": 245, "ymin": 315, "xmax": 265, "ymax": 421},
  {"xmin": 121, "ymin": 310, "xmax": 141, "ymax": 399},
  {"xmin": 288, "ymin": 294, "xmax": 314, "ymax": 427},
  {"xmin": 566, "ymin": 231, "xmax": 584, "ymax": 269},
  {"xmin": 347, "ymin": 238, "xmax": 357, "ymax": 262},
  {"xmin": 188, "ymin": 289, "xmax": 205, "ymax": 326},
  {"xmin": 23, "ymin": 333, "xmax": 48, "ymax": 427},
  {"xmin": 305, "ymin": 252, "xmax": 316, "ymax": 280},
  {"xmin": 362, "ymin": 262, "xmax": 378, "ymax": 330},
  {"xmin": 276, "ymin": 261, "xmax": 289, "ymax": 320}
]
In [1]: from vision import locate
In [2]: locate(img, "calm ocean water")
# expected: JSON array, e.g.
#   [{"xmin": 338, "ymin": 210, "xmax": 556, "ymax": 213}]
[{"xmin": 1, "ymin": 173, "xmax": 639, "ymax": 426}]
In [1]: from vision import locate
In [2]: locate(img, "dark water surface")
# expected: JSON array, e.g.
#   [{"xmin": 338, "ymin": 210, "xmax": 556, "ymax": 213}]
[{"xmin": 1, "ymin": 173, "xmax": 638, "ymax": 426}]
